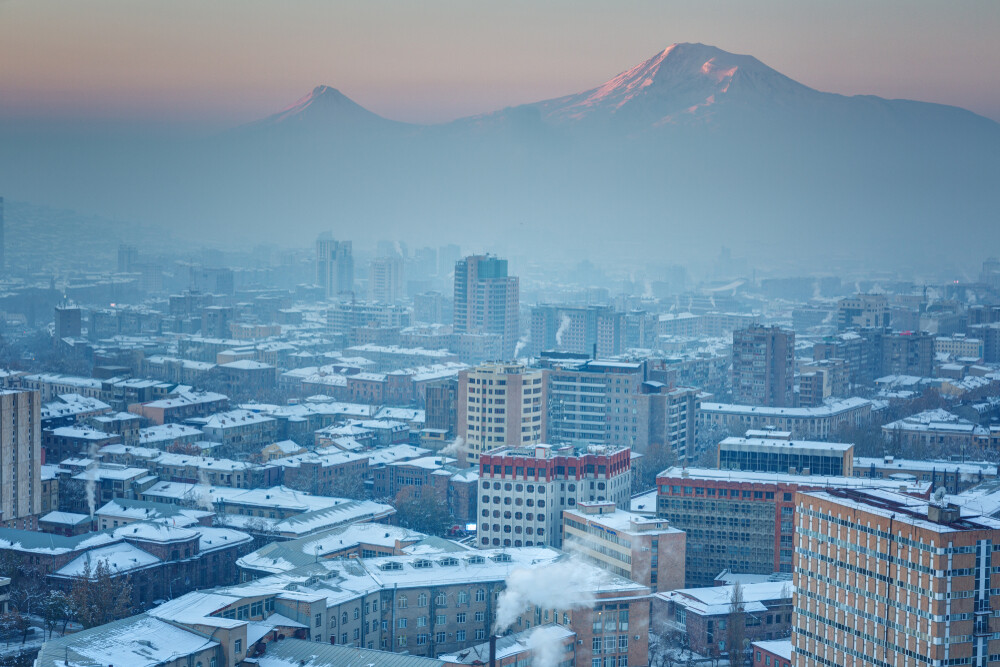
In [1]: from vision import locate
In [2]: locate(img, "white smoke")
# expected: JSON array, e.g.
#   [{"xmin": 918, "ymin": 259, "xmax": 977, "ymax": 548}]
[
  {"xmin": 812, "ymin": 279, "xmax": 821, "ymax": 300},
  {"xmin": 527, "ymin": 625, "xmax": 565, "ymax": 667},
  {"xmin": 513, "ymin": 333, "xmax": 530, "ymax": 359},
  {"xmin": 85, "ymin": 443, "xmax": 98, "ymax": 517},
  {"xmin": 494, "ymin": 558, "xmax": 608, "ymax": 633},
  {"xmin": 555, "ymin": 315, "xmax": 571, "ymax": 347},
  {"xmin": 439, "ymin": 436, "xmax": 466, "ymax": 458},
  {"xmin": 642, "ymin": 280, "xmax": 654, "ymax": 300},
  {"xmin": 196, "ymin": 469, "xmax": 215, "ymax": 511}
]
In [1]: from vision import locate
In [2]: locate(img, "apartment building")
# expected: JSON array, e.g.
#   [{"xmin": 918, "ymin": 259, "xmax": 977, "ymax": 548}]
[
  {"xmin": 732, "ymin": 325, "xmax": 795, "ymax": 408},
  {"xmin": 0, "ymin": 390, "xmax": 42, "ymax": 529},
  {"xmin": 456, "ymin": 364, "xmax": 545, "ymax": 465},
  {"xmin": 793, "ymin": 488, "xmax": 1000, "ymax": 667},
  {"xmin": 837, "ymin": 293, "xmax": 889, "ymax": 331},
  {"xmin": 453, "ymin": 255, "xmax": 519, "ymax": 359},
  {"xmin": 562, "ymin": 501, "xmax": 685, "ymax": 592},
  {"xmin": 478, "ymin": 443, "xmax": 631, "ymax": 548}
]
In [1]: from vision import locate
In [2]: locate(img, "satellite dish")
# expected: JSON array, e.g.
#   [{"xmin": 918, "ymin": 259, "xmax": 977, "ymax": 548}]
[{"xmin": 934, "ymin": 487, "xmax": 947, "ymax": 504}]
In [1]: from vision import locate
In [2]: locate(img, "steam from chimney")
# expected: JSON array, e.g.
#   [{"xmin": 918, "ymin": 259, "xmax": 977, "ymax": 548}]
[
  {"xmin": 494, "ymin": 558, "xmax": 605, "ymax": 634},
  {"xmin": 439, "ymin": 436, "xmax": 466, "ymax": 458},
  {"xmin": 514, "ymin": 333, "xmax": 530, "ymax": 359},
  {"xmin": 196, "ymin": 469, "xmax": 215, "ymax": 510},
  {"xmin": 85, "ymin": 443, "xmax": 98, "ymax": 517},
  {"xmin": 526, "ymin": 625, "xmax": 564, "ymax": 667},
  {"xmin": 555, "ymin": 315, "xmax": 571, "ymax": 347}
]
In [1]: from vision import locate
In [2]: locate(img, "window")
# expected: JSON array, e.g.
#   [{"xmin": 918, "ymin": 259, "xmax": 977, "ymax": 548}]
[
  {"xmin": 435, "ymin": 592, "xmax": 447, "ymax": 606},
  {"xmin": 398, "ymin": 636, "xmax": 407, "ymax": 647},
  {"xmin": 436, "ymin": 614, "xmax": 447, "ymax": 626},
  {"xmin": 418, "ymin": 616, "xmax": 427, "ymax": 627},
  {"xmin": 314, "ymin": 613, "xmax": 322, "ymax": 628},
  {"xmin": 476, "ymin": 588, "xmax": 486, "ymax": 602},
  {"xmin": 418, "ymin": 634, "xmax": 428, "ymax": 645},
  {"xmin": 418, "ymin": 593, "xmax": 428, "ymax": 607},
  {"xmin": 457, "ymin": 630, "xmax": 466, "ymax": 641},
  {"xmin": 398, "ymin": 618, "xmax": 407, "ymax": 628},
  {"xmin": 436, "ymin": 632, "xmax": 446, "ymax": 643},
  {"xmin": 475, "ymin": 611, "xmax": 485, "ymax": 622},
  {"xmin": 476, "ymin": 629, "xmax": 486, "ymax": 640},
  {"xmin": 398, "ymin": 596, "xmax": 408, "ymax": 609},
  {"xmin": 234, "ymin": 639, "xmax": 242, "ymax": 654},
  {"xmin": 457, "ymin": 591, "xmax": 469, "ymax": 604},
  {"xmin": 456, "ymin": 612, "xmax": 467, "ymax": 623}
]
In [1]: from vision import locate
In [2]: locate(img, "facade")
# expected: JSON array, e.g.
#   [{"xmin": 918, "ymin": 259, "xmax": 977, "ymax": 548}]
[
  {"xmin": 477, "ymin": 443, "xmax": 631, "ymax": 548},
  {"xmin": 797, "ymin": 359, "xmax": 849, "ymax": 407},
  {"xmin": 935, "ymin": 333, "xmax": 985, "ymax": 359},
  {"xmin": 316, "ymin": 237, "xmax": 354, "ymax": 298},
  {"xmin": 368, "ymin": 255, "xmax": 405, "ymax": 303},
  {"xmin": 563, "ymin": 501, "xmax": 686, "ymax": 592},
  {"xmin": 717, "ymin": 435, "xmax": 855, "ymax": 477},
  {"xmin": 699, "ymin": 397, "xmax": 872, "ymax": 440},
  {"xmin": 54, "ymin": 304, "xmax": 83, "ymax": 339},
  {"xmin": 882, "ymin": 408, "xmax": 994, "ymax": 455},
  {"xmin": 0, "ymin": 390, "xmax": 42, "ymax": 529},
  {"xmin": 529, "ymin": 304, "xmax": 622, "ymax": 357},
  {"xmin": 837, "ymin": 293, "xmax": 889, "ymax": 330},
  {"xmin": 453, "ymin": 255, "xmax": 519, "ymax": 359},
  {"xmin": 882, "ymin": 330, "xmax": 935, "ymax": 377},
  {"xmin": 546, "ymin": 359, "xmax": 646, "ymax": 448},
  {"xmin": 656, "ymin": 466, "xmax": 931, "ymax": 586},
  {"xmin": 732, "ymin": 325, "xmax": 795, "ymax": 407},
  {"xmin": 793, "ymin": 488, "xmax": 1000, "ymax": 667},
  {"xmin": 456, "ymin": 364, "xmax": 545, "ymax": 465}
]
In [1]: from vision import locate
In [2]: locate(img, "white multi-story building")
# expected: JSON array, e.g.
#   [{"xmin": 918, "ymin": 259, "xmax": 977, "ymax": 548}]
[
  {"xmin": 477, "ymin": 443, "xmax": 631, "ymax": 548},
  {"xmin": 456, "ymin": 364, "xmax": 545, "ymax": 465}
]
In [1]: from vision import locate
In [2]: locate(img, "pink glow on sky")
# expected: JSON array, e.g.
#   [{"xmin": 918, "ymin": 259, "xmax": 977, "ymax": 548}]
[{"xmin": 1, "ymin": 0, "xmax": 998, "ymax": 125}]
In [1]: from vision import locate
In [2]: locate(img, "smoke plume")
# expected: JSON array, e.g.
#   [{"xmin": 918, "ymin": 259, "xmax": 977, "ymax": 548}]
[
  {"xmin": 439, "ymin": 436, "xmax": 466, "ymax": 458},
  {"xmin": 85, "ymin": 444, "xmax": 98, "ymax": 517},
  {"xmin": 555, "ymin": 315, "xmax": 571, "ymax": 347},
  {"xmin": 527, "ymin": 625, "xmax": 565, "ymax": 667},
  {"xmin": 513, "ymin": 333, "xmax": 530, "ymax": 359},
  {"xmin": 494, "ymin": 558, "xmax": 607, "ymax": 633}
]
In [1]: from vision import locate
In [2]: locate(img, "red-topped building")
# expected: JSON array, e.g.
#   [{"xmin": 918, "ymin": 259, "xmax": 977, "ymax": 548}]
[{"xmin": 477, "ymin": 443, "xmax": 631, "ymax": 548}]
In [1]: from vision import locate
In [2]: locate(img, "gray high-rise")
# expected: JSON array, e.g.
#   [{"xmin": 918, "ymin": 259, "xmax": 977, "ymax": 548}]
[
  {"xmin": 316, "ymin": 236, "xmax": 354, "ymax": 299},
  {"xmin": 453, "ymin": 254, "xmax": 519, "ymax": 359}
]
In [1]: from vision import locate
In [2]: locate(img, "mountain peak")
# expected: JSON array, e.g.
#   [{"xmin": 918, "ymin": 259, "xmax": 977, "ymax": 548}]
[
  {"xmin": 536, "ymin": 42, "xmax": 808, "ymax": 124},
  {"xmin": 257, "ymin": 85, "xmax": 397, "ymax": 128}
]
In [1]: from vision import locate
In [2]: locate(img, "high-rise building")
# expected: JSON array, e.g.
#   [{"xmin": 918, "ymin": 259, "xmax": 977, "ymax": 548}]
[
  {"xmin": 117, "ymin": 243, "xmax": 138, "ymax": 273},
  {"xmin": 316, "ymin": 237, "xmax": 354, "ymax": 299},
  {"xmin": 529, "ymin": 304, "xmax": 622, "ymax": 356},
  {"xmin": 368, "ymin": 255, "xmax": 404, "ymax": 303},
  {"xmin": 0, "ymin": 390, "xmax": 42, "ymax": 529},
  {"xmin": 793, "ymin": 488, "xmax": 1000, "ymax": 667},
  {"xmin": 54, "ymin": 305, "xmax": 83, "ymax": 340},
  {"xmin": 732, "ymin": 324, "xmax": 795, "ymax": 407},
  {"xmin": 478, "ymin": 442, "xmax": 631, "ymax": 548},
  {"xmin": 453, "ymin": 255, "xmax": 519, "ymax": 359},
  {"xmin": 456, "ymin": 363, "xmax": 545, "ymax": 465}
]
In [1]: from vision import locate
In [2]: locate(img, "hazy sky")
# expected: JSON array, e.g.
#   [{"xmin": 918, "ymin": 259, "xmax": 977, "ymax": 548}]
[{"xmin": 2, "ymin": 0, "xmax": 999, "ymax": 125}]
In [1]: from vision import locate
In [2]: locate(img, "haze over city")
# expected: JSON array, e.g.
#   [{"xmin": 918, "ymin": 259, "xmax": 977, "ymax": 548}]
[{"xmin": 0, "ymin": 2, "xmax": 999, "ymax": 667}]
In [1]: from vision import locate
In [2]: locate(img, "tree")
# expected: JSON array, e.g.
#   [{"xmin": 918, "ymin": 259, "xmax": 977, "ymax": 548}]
[
  {"xmin": 330, "ymin": 466, "xmax": 368, "ymax": 500},
  {"xmin": 69, "ymin": 559, "xmax": 133, "ymax": 629},
  {"xmin": 0, "ymin": 612, "xmax": 26, "ymax": 647},
  {"xmin": 393, "ymin": 487, "xmax": 452, "ymax": 536},
  {"xmin": 42, "ymin": 590, "xmax": 73, "ymax": 638},
  {"xmin": 632, "ymin": 444, "xmax": 676, "ymax": 494},
  {"xmin": 726, "ymin": 581, "xmax": 748, "ymax": 667}
]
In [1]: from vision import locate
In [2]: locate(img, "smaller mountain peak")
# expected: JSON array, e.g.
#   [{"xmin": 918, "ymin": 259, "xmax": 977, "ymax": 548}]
[{"xmin": 310, "ymin": 85, "xmax": 346, "ymax": 99}]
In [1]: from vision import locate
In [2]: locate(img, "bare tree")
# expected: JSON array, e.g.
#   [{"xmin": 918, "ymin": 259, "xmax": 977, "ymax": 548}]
[
  {"xmin": 726, "ymin": 581, "xmax": 748, "ymax": 667},
  {"xmin": 69, "ymin": 560, "xmax": 134, "ymax": 629}
]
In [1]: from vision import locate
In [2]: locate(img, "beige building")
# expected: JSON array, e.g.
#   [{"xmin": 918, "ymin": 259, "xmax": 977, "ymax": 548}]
[
  {"xmin": 0, "ymin": 390, "xmax": 41, "ymax": 529},
  {"xmin": 457, "ymin": 364, "xmax": 545, "ymax": 465},
  {"xmin": 563, "ymin": 501, "xmax": 686, "ymax": 592},
  {"xmin": 794, "ymin": 487, "xmax": 1000, "ymax": 667}
]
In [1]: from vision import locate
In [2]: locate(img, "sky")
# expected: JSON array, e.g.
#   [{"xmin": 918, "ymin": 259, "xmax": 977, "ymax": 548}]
[{"xmin": 1, "ymin": 0, "xmax": 999, "ymax": 126}]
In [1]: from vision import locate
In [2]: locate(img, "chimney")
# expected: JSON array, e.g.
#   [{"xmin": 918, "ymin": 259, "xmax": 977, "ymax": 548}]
[{"xmin": 489, "ymin": 634, "xmax": 498, "ymax": 667}]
